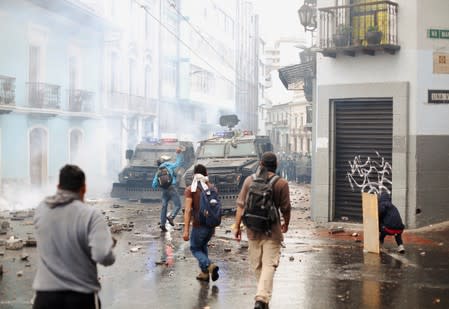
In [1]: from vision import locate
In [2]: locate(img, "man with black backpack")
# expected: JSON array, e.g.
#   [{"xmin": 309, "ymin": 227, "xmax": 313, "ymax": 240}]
[
  {"xmin": 182, "ymin": 164, "xmax": 221, "ymax": 282},
  {"xmin": 234, "ymin": 152, "xmax": 291, "ymax": 309},
  {"xmin": 152, "ymin": 147, "xmax": 184, "ymax": 232}
]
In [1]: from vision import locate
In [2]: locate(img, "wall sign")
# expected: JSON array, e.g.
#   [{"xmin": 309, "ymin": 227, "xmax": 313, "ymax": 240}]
[
  {"xmin": 428, "ymin": 90, "xmax": 449, "ymax": 104},
  {"xmin": 433, "ymin": 52, "xmax": 449, "ymax": 74},
  {"xmin": 428, "ymin": 29, "xmax": 449, "ymax": 39}
]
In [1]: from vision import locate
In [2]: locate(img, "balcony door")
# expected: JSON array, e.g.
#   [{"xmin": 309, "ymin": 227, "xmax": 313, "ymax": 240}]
[
  {"xmin": 29, "ymin": 45, "xmax": 41, "ymax": 106},
  {"xmin": 29, "ymin": 127, "xmax": 48, "ymax": 186},
  {"xmin": 69, "ymin": 56, "xmax": 81, "ymax": 111}
]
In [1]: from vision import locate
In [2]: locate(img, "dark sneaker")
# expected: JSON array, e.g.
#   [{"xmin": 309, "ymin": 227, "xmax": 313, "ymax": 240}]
[
  {"xmin": 167, "ymin": 216, "xmax": 175, "ymax": 226},
  {"xmin": 160, "ymin": 225, "xmax": 168, "ymax": 232},
  {"xmin": 196, "ymin": 271, "xmax": 209, "ymax": 282},
  {"xmin": 254, "ymin": 300, "xmax": 269, "ymax": 309},
  {"xmin": 208, "ymin": 263, "xmax": 219, "ymax": 281}
]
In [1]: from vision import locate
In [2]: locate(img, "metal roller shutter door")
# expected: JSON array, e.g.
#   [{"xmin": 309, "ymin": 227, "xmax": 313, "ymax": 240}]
[{"xmin": 334, "ymin": 100, "xmax": 393, "ymax": 222}]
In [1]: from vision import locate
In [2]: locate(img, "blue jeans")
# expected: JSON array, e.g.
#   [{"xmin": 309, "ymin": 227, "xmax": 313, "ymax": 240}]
[
  {"xmin": 160, "ymin": 186, "xmax": 182, "ymax": 226},
  {"xmin": 190, "ymin": 226, "xmax": 215, "ymax": 272}
]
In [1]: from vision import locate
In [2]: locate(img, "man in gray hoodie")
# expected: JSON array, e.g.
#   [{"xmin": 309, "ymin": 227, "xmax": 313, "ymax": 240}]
[{"xmin": 33, "ymin": 165, "xmax": 116, "ymax": 309}]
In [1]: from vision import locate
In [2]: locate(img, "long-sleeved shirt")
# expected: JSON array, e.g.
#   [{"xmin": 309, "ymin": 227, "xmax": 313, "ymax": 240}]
[
  {"xmin": 236, "ymin": 171, "xmax": 291, "ymax": 241},
  {"xmin": 33, "ymin": 199, "xmax": 115, "ymax": 293},
  {"xmin": 152, "ymin": 153, "xmax": 184, "ymax": 189}
]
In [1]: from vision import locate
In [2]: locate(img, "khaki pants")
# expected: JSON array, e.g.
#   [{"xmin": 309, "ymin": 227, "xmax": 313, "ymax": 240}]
[{"xmin": 248, "ymin": 239, "xmax": 281, "ymax": 303}]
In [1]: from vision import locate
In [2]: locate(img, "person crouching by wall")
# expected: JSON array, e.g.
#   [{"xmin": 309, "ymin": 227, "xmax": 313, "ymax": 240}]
[{"xmin": 378, "ymin": 191, "xmax": 405, "ymax": 253}]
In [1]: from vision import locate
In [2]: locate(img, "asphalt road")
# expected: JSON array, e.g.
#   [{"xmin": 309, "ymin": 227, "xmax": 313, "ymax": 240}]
[{"xmin": 1, "ymin": 184, "xmax": 448, "ymax": 309}]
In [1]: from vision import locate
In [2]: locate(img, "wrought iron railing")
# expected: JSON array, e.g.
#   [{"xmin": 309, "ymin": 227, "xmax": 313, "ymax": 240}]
[
  {"xmin": 68, "ymin": 89, "xmax": 94, "ymax": 112},
  {"xmin": 319, "ymin": 1, "xmax": 398, "ymax": 49},
  {"xmin": 0, "ymin": 75, "xmax": 15, "ymax": 105},
  {"xmin": 27, "ymin": 82, "xmax": 61, "ymax": 108},
  {"xmin": 108, "ymin": 92, "xmax": 156, "ymax": 114},
  {"xmin": 129, "ymin": 95, "xmax": 145, "ymax": 112}
]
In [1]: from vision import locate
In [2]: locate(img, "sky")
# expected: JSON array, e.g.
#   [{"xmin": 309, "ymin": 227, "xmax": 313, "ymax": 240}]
[{"xmin": 252, "ymin": 0, "xmax": 305, "ymax": 43}]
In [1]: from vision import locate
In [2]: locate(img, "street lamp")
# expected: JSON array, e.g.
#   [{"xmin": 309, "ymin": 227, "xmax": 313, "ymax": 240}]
[{"xmin": 298, "ymin": 0, "xmax": 317, "ymax": 32}]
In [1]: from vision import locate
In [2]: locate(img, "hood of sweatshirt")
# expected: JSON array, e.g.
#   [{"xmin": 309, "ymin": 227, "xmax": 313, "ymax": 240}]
[{"xmin": 44, "ymin": 189, "xmax": 81, "ymax": 208}]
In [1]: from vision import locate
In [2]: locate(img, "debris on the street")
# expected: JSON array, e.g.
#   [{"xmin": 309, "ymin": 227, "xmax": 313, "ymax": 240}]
[
  {"xmin": 240, "ymin": 242, "xmax": 249, "ymax": 249},
  {"xmin": 130, "ymin": 246, "xmax": 142, "ymax": 253},
  {"xmin": 25, "ymin": 237, "xmax": 37, "ymax": 247},
  {"xmin": 329, "ymin": 226, "xmax": 345, "ymax": 234},
  {"xmin": 341, "ymin": 216, "xmax": 349, "ymax": 221},
  {"xmin": 21, "ymin": 253, "xmax": 29, "ymax": 261},
  {"xmin": 289, "ymin": 256, "xmax": 295, "ymax": 261},
  {"xmin": 0, "ymin": 264, "xmax": 3, "ymax": 275},
  {"xmin": 224, "ymin": 247, "xmax": 232, "ymax": 252},
  {"xmin": 0, "ymin": 251, "xmax": 5, "ymax": 256},
  {"xmin": 6, "ymin": 236, "xmax": 24, "ymax": 250},
  {"xmin": 0, "ymin": 221, "xmax": 9, "ymax": 234},
  {"xmin": 17, "ymin": 270, "xmax": 23, "ymax": 277}
]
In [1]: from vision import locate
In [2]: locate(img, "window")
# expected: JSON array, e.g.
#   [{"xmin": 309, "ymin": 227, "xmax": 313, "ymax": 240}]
[
  {"xmin": 69, "ymin": 56, "xmax": 78, "ymax": 90},
  {"xmin": 29, "ymin": 45, "xmax": 40, "ymax": 82},
  {"xmin": 110, "ymin": 53, "xmax": 119, "ymax": 91},
  {"xmin": 145, "ymin": 66, "xmax": 151, "ymax": 98},
  {"xmin": 129, "ymin": 59, "xmax": 137, "ymax": 95}
]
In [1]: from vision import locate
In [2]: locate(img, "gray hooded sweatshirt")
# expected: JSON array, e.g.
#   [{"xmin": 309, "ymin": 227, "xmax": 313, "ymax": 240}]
[{"xmin": 33, "ymin": 189, "xmax": 115, "ymax": 293}]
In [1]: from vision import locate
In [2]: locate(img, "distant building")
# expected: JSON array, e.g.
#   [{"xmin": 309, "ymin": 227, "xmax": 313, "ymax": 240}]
[
  {"xmin": 179, "ymin": 0, "xmax": 237, "ymax": 139},
  {"xmin": 235, "ymin": 1, "xmax": 260, "ymax": 133},
  {"xmin": 0, "ymin": 0, "xmax": 110, "ymax": 194}
]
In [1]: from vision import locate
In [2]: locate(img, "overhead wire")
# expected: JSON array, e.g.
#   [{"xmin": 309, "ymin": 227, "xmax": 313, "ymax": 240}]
[
  {"xmin": 164, "ymin": 0, "xmax": 236, "ymax": 72},
  {"xmin": 132, "ymin": 0, "xmax": 245, "ymax": 93}
]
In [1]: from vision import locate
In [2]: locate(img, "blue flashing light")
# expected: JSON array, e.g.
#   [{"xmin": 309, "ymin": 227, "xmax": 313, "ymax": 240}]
[
  {"xmin": 144, "ymin": 137, "xmax": 159, "ymax": 144},
  {"xmin": 213, "ymin": 131, "xmax": 234, "ymax": 138}
]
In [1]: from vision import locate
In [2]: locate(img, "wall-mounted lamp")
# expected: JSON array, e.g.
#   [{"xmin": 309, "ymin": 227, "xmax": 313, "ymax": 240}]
[{"xmin": 298, "ymin": 0, "xmax": 317, "ymax": 32}]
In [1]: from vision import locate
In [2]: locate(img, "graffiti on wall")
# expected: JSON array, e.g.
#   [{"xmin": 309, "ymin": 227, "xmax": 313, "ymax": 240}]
[{"xmin": 347, "ymin": 151, "xmax": 392, "ymax": 194}]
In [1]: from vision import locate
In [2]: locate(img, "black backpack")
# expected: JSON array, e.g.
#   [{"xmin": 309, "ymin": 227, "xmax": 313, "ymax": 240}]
[
  {"xmin": 157, "ymin": 166, "xmax": 173, "ymax": 189},
  {"xmin": 242, "ymin": 174, "xmax": 280, "ymax": 235}
]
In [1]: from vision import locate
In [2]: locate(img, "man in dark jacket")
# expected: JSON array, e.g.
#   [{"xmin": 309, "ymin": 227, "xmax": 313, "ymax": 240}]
[{"xmin": 378, "ymin": 192, "xmax": 405, "ymax": 253}]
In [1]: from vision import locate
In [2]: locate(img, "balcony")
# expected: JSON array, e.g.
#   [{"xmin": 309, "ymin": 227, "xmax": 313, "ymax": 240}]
[
  {"xmin": 27, "ymin": 82, "xmax": 61, "ymax": 109},
  {"xmin": 68, "ymin": 89, "xmax": 94, "ymax": 112},
  {"xmin": 0, "ymin": 75, "xmax": 15, "ymax": 107},
  {"xmin": 108, "ymin": 92, "xmax": 156, "ymax": 115},
  {"xmin": 318, "ymin": 1, "xmax": 400, "ymax": 58}
]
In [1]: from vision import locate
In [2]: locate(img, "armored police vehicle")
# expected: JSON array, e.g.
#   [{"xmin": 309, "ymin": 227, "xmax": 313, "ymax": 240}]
[
  {"xmin": 111, "ymin": 138, "xmax": 195, "ymax": 201},
  {"xmin": 180, "ymin": 130, "xmax": 273, "ymax": 212}
]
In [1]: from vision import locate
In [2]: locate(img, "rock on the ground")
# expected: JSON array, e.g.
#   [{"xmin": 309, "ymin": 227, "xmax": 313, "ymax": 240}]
[
  {"xmin": 6, "ymin": 237, "xmax": 24, "ymax": 250},
  {"xmin": 25, "ymin": 237, "xmax": 37, "ymax": 247}
]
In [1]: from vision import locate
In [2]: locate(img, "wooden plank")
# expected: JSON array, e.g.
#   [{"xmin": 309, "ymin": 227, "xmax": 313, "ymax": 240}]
[{"xmin": 362, "ymin": 192, "xmax": 380, "ymax": 253}]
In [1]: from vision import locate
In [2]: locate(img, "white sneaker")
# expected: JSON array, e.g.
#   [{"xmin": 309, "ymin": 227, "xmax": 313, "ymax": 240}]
[{"xmin": 397, "ymin": 244, "xmax": 405, "ymax": 253}]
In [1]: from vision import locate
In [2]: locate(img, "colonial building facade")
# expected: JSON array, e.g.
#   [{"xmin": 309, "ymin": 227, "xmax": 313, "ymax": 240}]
[{"xmin": 312, "ymin": 0, "xmax": 449, "ymax": 228}]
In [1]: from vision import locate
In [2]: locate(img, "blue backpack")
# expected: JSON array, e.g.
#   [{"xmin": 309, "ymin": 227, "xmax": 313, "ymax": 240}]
[{"xmin": 197, "ymin": 182, "xmax": 222, "ymax": 228}]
